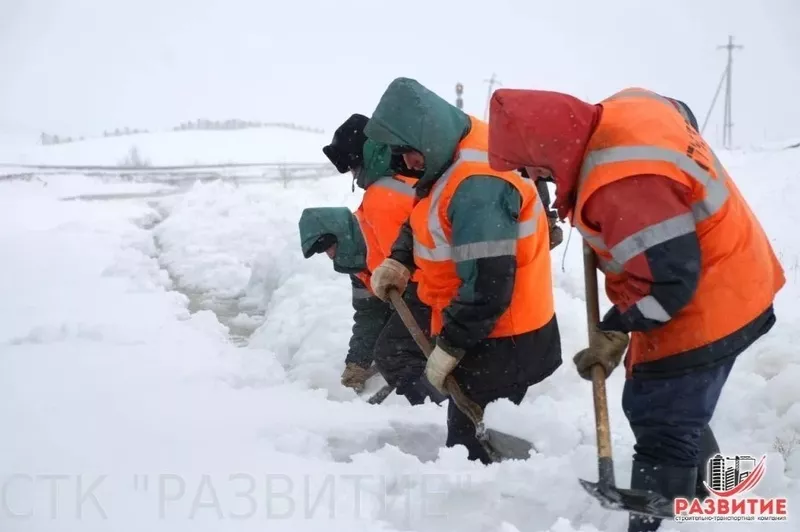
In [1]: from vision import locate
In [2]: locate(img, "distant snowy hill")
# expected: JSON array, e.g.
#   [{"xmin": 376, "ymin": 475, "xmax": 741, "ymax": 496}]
[{"xmin": 0, "ymin": 127, "xmax": 330, "ymax": 166}]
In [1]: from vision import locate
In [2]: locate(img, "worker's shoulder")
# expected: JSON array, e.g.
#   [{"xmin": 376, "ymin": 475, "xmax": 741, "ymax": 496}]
[
  {"xmin": 453, "ymin": 173, "xmax": 520, "ymax": 197},
  {"xmin": 664, "ymin": 96, "xmax": 699, "ymax": 130},
  {"xmin": 448, "ymin": 174, "xmax": 521, "ymax": 218}
]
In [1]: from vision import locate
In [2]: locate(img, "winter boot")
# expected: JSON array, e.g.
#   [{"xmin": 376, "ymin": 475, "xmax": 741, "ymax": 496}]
[
  {"xmin": 695, "ymin": 425, "xmax": 721, "ymax": 499},
  {"xmin": 340, "ymin": 363, "xmax": 373, "ymax": 392},
  {"xmin": 628, "ymin": 461, "xmax": 697, "ymax": 532}
]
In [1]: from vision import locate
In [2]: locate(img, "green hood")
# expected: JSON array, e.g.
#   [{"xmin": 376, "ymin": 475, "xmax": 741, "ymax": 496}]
[
  {"xmin": 354, "ymin": 139, "xmax": 394, "ymax": 189},
  {"xmin": 364, "ymin": 77, "xmax": 470, "ymax": 188},
  {"xmin": 298, "ymin": 207, "xmax": 366, "ymax": 274}
]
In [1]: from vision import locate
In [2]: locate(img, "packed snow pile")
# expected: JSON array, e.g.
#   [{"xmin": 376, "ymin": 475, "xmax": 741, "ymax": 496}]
[
  {"xmin": 0, "ymin": 127, "xmax": 329, "ymax": 167},
  {"xmin": 1, "ymin": 142, "xmax": 798, "ymax": 532}
]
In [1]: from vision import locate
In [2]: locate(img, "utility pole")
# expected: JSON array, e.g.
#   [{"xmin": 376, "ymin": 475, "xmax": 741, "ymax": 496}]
[
  {"xmin": 484, "ymin": 73, "xmax": 501, "ymax": 120},
  {"xmin": 717, "ymin": 35, "xmax": 743, "ymax": 149},
  {"xmin": 455, "ymin": 82, "xmax": 464, "ymax": 110}
]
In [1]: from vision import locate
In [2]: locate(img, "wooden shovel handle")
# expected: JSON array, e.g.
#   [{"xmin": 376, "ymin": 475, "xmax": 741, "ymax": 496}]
[
  {"xmin": 387, "ymin": 289, "xmax": 485, "ymax": 427},
  {"xmin": 583, "ymin": 242, "xmax": 614, "ymax": 465}
]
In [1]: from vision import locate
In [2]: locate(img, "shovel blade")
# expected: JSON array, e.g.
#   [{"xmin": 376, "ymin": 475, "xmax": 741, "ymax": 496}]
[
  {"xmin": 579, "ymin": 478, "xmax": 675, "ymax": 520},
  {"xmin": 476, "ymin": 425, "xmax": 536, "ymax": 462},
  {"xmin": 366, "ymin": 384, "xmax": 395, "ymax": 405}
]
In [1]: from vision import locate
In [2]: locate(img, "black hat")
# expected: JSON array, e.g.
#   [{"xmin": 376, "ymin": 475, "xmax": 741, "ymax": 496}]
[{"xmin": 322, "ymin": 114, "xmax": 369, "ymax": 173}]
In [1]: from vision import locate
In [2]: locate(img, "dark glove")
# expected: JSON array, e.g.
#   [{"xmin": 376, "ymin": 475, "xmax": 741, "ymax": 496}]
[{"xmin": 572, "ymin": 326, "xmax": 629, "ymax": 380}]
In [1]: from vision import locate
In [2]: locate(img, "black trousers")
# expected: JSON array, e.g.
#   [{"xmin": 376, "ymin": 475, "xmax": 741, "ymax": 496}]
[
  {"xmin": 445, "ymin": 316, "xmax": 562, "ymax": 463},
  {"xmin": 622, "ymin": 357, "xmax": 735, "ymax": 468},
  {"xmin": 446, "ymin": 385, "xmax": 529, "ymax": 463},
  {"xmin": 372, "ymin": 285, "xmax": 441, "ymax": 405}
]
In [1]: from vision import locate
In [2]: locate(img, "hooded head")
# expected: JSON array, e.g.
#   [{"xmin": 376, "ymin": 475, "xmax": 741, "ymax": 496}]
[
  {"xmin": 298, "ymin": 207, "xmax": 366, "ymax": 274},
  {"xmin": 487, "ymin": 88, "xmax": 600, "ymax": 220},
  {"xmin": 364, "ymin": 77, "xmax": 470, "ymax": 190},
  {"xmin": 322, "ymin": 113, "xmax": 369, "ymax": 174},
  {"xmin": 322, "ymin": 113, "xmax": 407, "ymax": 190}
]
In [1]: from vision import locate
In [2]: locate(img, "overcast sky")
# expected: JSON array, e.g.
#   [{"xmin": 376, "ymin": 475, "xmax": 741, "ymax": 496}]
[{"xmin": 1, "ymin": 0, "xmax": 798, "ymax": 148}]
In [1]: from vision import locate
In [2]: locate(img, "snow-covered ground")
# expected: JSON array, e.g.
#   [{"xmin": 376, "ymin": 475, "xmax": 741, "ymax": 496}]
[
  {"xmin": 1, "ymin": 142, "xmax": 798, "ymax": 532},
  {"xmin": 0, "ymin": 128, "xmax": 329, "ymax": 167}
]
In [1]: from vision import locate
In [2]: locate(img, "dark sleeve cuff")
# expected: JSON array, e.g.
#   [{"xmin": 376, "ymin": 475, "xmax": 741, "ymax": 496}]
[
  {"xmin": 389, "ymin": 249, "xmax": 416, "ymax": 271},
  {"xmin": 389, "ymin": 221, "xmax": 417, "ymax": 271},
  {"xmin": 600, "ymin": 302, "xmax": 670, "ymax": 334},
  {"xmin": 434, "ymin": 334, "xmax": 467, "ymax": 360},
  {"xmin": 598, "ymin": 306, "xmax": 629, "ymax": 333}
]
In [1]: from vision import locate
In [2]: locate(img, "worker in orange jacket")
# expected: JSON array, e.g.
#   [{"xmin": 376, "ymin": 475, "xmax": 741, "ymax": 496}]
[
  {"xmin": 363, "ymin": 79, "xmax": 563, "ymax": 463},
  {"xmin": 487, "ymin": 86, "xmax": 785, "ymax": 531},
  {"xmin": 299, "ymin": 114, "xmax": 445, "ymax": 405}
]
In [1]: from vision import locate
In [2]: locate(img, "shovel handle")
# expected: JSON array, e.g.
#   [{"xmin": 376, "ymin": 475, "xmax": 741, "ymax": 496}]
[
  {"xmin": 583, "ymin": 242, "xmax": 615, "ymax": 485},
  {"xmin": 387, "ymin": 289, "xmax": 485, "ymax": 428},
  {"xmin": 583, "ymin": 241, "xmax": 601, "ymax": 332}
]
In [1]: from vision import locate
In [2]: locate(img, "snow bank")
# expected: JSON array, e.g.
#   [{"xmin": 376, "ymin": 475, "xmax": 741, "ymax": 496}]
[
  {"xmin": 0, "ymin": 176, "xmax": 454, "ymax": 532},
  {"xmin": 152, "ymin": 175, "xmax": 372, "ymax": 393},
  {"xmin": 0, "ymin": 128, "xmax": 329, "ymax": 166},
  {"xmin": 150, "ymin": 146, "xmax": 799, "ymax": 530},
  {"xmin": 19, "ymin": 172, "xmax": 180, "ymax": 199},
  {"xmin": 1, "ymin": 141, "xmax": 798, "ymax": 532}
]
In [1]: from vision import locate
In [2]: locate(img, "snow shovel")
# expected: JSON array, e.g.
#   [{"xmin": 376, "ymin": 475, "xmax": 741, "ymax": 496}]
[
  {"xmin": 579, "ymin": 242, "xmax": 674, "ymax": 520},
  {"xmin": 355, "ymin": 365, "xmax": 394, "ymax": 404},
  {"xmin": 359, "ymin": 365, "xmax": 396, "ymax": 404},
  {"xmin": 387, "ymin": 288, "xmax": 535, "ymax": 463},
  {"xmin": 366, "ymin": 383, "xmax": 395, "ymax": 405}
]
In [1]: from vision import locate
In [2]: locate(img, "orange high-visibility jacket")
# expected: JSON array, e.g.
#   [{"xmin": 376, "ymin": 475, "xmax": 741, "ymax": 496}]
[
  {"xmin": 410, "ymin": 116, "xmax": 555, "ymax": 337},
  {"xmin": 353, "ymin": 174, "xmax": 419, "ymax": 293},
  {"xmin": 572, "ymin": 88, "xmax": 785, "ymax": 369}
]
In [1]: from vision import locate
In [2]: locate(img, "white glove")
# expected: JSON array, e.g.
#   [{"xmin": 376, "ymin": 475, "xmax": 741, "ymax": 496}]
[
  {"xmin": 370, "ymin": 258, "xmax": 410, "ymax": 301},
  {"xmin": 424, "ymin": 344, "xmax": 462, "ymax": 394}
]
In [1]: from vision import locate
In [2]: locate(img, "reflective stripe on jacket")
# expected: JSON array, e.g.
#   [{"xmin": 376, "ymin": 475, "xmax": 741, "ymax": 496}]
[
  {"xmin": 410, "ymin": 116, "xmax": 555, "ymax": 337},
  {"xmin": 572, "ymin": 88, "xmax": 785, "ymax": 369}
]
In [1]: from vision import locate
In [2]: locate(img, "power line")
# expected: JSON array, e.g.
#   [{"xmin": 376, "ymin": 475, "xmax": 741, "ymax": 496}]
[
  {"xmin": 717, "ymin": 35, "xmax": 743, "ymax": 149},
  {"xmin": 701, "ymin": 65, "xmax": 729, "ymax": 136},
  {"xmin": 484, "ymin": 73, "xmax": 501, "ymax": 121}
]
